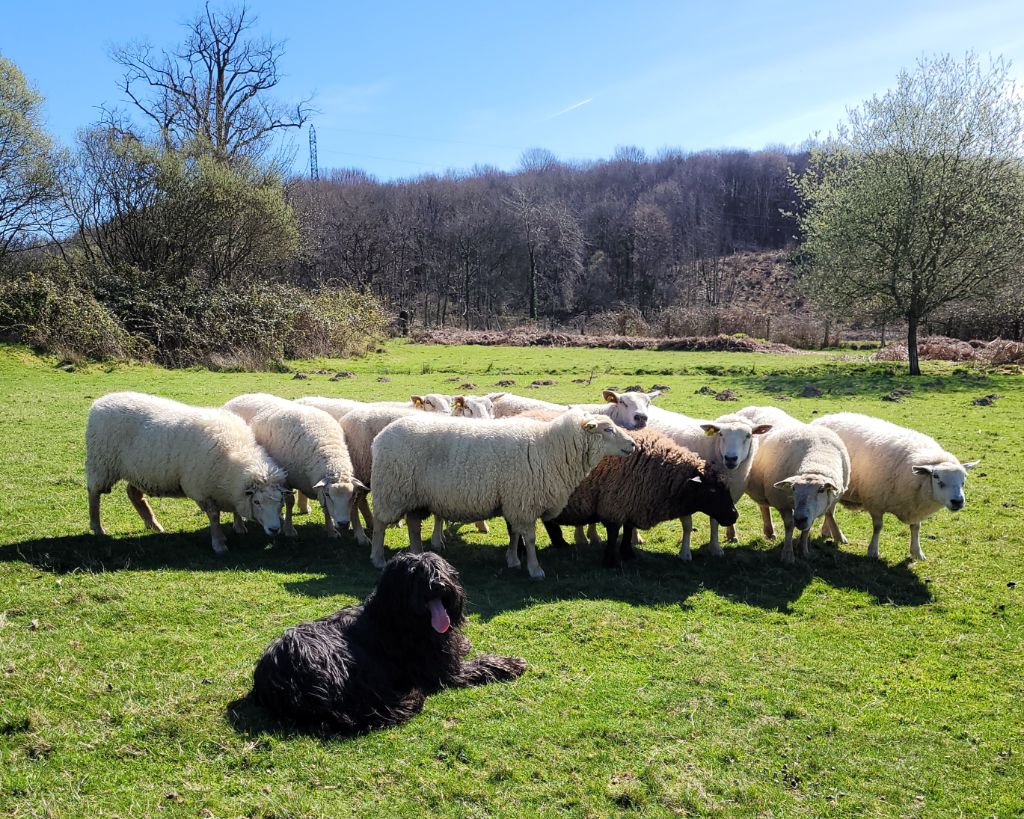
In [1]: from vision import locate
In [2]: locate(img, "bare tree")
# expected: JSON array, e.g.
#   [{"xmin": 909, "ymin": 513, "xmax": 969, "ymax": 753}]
[{"xmin": 112, "ymin": 3, "xmax": 312, "ymax": 167}]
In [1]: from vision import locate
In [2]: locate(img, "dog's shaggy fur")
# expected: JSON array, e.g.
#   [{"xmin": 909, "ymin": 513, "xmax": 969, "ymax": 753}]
[{"xmin": 251, "ymin": 553, "xmax": 526, "ymax": 734}]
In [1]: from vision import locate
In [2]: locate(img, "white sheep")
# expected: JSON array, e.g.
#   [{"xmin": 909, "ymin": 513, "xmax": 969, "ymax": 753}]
[
  {"xmin": 222, "ymin": 392, "xmax": 294, "ymax": 423},
  {"xmin": 744, "ymin": 422, "xmax": 851, "ymax": 563},
  {"xmin": 644, "ymin": 405, "xmax": 772, "ymax": 559},
  {"xmin": 294, "ymin": 395, "xmax": 364, "ymax": 421},
  {"xmin": 735, "ymin": 405, "xmax": 802, "ymax": 430},
  {"xmin": 572, "ymin": 389, "xmax": 660, "ymax": 431},
  {"xmin": 486, "ymin": 392, "xmax": 568, "ymax": 417},
  {"xmin": 811, "ymin": 412, "xmax": 979, "ymax": 560},
  {"xmin": 369, "ymin": 411, "xmax": 636, "ymax": 578},
  {"xmin": 451, "ymin": 394, "xmax": 495, "ymax": 419},
  {"xmin": 86, "ymin": 392, "xmax": 288, "ymax": 554},
  {"xmin": 245, "ymin": 403, "xmax": 366, "ymax": 539}
]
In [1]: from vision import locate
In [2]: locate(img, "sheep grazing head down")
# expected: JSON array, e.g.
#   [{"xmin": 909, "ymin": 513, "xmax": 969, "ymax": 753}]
[
  {"xmin": 451, "ymin": 395, "xmax": 494, "ymax": 419},
  {"xmin": 313, "ymin": 476, "xmax": 368, "ymax": 529},
  {"xmin": 912, "ymin": 460, "xmax": 979, "ymax": 512},
  {"xmin": 687, "ymin": 471, "xmax": 739, "ymax": 527},
  {"xmin": 241, "ymin": 483, "xmax": 288, "ymax": 536},
  {"xmin": 412, "ymin": 394, "xmax": 452, "ymax": 413},
  {"xmin": 772, "ymin": 475, "xmax": 839, "ymax": 531},
  {"xmin": 581, "ymin": 414, "xmax": 636, "ymax": 457},
  {"xmin": 700, "ymin": 420, "xmax": 772, "ymax": 470},
  {"xmin": 601, "ymin": 389, "xmax": 660, "ymax": 430}
]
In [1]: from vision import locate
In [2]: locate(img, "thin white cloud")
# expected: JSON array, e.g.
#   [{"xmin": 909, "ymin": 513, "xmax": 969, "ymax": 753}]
[{"xmin": 547, "ymin": 97, "xmax": 594, "ymax": 119}]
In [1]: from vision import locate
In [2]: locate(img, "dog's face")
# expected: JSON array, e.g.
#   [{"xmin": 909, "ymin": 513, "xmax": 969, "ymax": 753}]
[{"xmin": 376, "ymin": 552, "xmax": 466, "ymax": 634}]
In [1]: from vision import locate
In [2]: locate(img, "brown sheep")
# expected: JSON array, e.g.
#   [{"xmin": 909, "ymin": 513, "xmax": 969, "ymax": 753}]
[{"xmin": 541, "ymin": 428, "xmax": 739, "ymax": 567}]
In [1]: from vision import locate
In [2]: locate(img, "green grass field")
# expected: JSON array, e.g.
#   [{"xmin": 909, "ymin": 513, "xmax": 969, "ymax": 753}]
[{"xmin": 1, "ymin": 341, "xmax": 1021, "ymax": 817}]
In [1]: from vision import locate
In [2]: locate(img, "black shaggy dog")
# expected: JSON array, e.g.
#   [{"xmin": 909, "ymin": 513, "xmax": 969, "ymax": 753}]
[{"xmin": 251, "ymin": 552, "xmax": 526, "ymax": 735}]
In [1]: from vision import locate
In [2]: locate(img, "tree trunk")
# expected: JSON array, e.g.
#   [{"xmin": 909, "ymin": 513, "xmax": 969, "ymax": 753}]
[
  {"xmin": 528, "ymin": 247, "xmax": 538, "ymax": 319},
  {"xmin": 907, "ymin": 313, "xmax": 921, "ymax": 376}
]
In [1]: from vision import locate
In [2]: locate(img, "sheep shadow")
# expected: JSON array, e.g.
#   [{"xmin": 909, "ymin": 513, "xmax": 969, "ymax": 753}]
[
  {"xmin": 0, "ymin": 524, "xmax": 931, "ymax": 616},
  {"xmin": 284, "ymin": 533, "xmax": 932, "ymax": 616}
]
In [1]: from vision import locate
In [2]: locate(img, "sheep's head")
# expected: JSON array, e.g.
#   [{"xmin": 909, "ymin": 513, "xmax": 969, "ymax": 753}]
[
  {"xmin": 411, "ymin": 393, "xmax": 452, "ymax": 413},
  {"xmin": 601, "ymin": 389, "xmax": 660, "ymax": 430},
  {"xmin": 772, "ymin": 475, "xmax": 839, "ymax": 531},
  {"xmin": 685, "ymin": 470, "xmax": 738, "ymax": 526},
  {"xmin": 241, "ymin": 482, "xmax": 287, "ymax": 536},
  {"xmin": 580, "ymin": 414, "xmax": 636, "ymax": 457},
  {"xmin": 913, "ymin": 460, "xmax": 979, "ymax": 512},
  {"xmin": 313, "ymin": 476, "xmax": 368, "ymax": 529},
  {"xmin": 451, "ymin": 395, "xmax": 494, "ymax": 419},
  {"xmin": 700, "ymin": 419, "xmax": 772, "ymax": 470}
]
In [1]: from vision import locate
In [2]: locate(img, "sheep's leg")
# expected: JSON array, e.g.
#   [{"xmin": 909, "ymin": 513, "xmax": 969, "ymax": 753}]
[
  {"xmin": 406, "ymin": 512, "xmax": 425, "ymax": 554},
  {"xmin": 603, "ymin": 522, "xmax": 621, "ymax": 568},
  {"xmin": 520, "ymin": 523, "xmax": 545, "ymax": 580},
  {"xmin": 359, "ymin": 494, "xmax": 373, "ymax": 532},
  {"xmin": 505, "ymin": 519, "xmax": 522, "ymax": 569},
  {"xmin": 760, "ymin": 504, "xmax": 775, "ymax": 538},
  {"xmin": 619, "ymin": 522, "xmax": 636, "ymax": 562},
  {"xmin": 232, "ymin": 514, "xmax": 247, "ymax": 534},
  {"xmin": 544, "ymin": 521, "xmax": 570, "ymax": 549},
  {"xmin": 798, "ymin": 526, "xmax": 811, "ymax": 558},
  {"xmin": 430, "ymin": 515, "xmax": 446, "ymax": 551},
  {"xmin": 825, "ymin": 507, "xmax": 848, "ymax": 544},
  {"xmin": 586, "ymin": 523, "xmax": 601, "ymax": 547},
  {"xmin": 351, "ymin": 494, "xmax": 370, "ymax": 547},
  {"xmin": 370, "ymin": 517, "xmax": 389, "ymax": 568},
  {"xmin": 725, "ymin": 523, "xmax": 737, "ymax": 542},
  {"xmin": 633, "ymin": 528, "xmax": 644, "ymax": 545},
  {"xmin": 200, "ymin": 501, "xmax": 228, "ymax": 555},
  {"xmin": 126, "ymin": 484, "xmax": 163, "ymax": 532},
  {"xmin": 88, "ymin": 488, "xmax": 105, "ymax": 536},
  {"xmin": 283, "ymin": 491, "xmax": 298, "ymax": 537},
  {"xmin": 867, "ymin": 513, "xmax": 884, "ymax": 559},
  {"xmin": 322, "ymin": 498, "xmax": 339, "ymax": 539},
  {"xmin": 474, "ymin": 520, "xmax": 489, "ymax": 533},
  {"xmin": 573, "ymin": 525, "xmax": 588, "ymax": 548},
  {"xmin": 678, "ymin": 515, "xmax": 694, "ymax": 561},
  {"xmin": 706, "ymin": 519, "xmax": 724, "ymax": 557},
  {"xmin": 909, "ymin": 522, "xmax": 926, "ymax": 561},
  {"xmin": 295, "ymin": 491, "xmax": 310, "ymax": 515},
  {"xmin": 780, "ymin": 509, "xmax": 795, "ymax": 564}
]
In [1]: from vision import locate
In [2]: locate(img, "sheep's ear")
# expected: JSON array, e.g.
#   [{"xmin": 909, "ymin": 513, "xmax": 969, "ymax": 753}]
[
  {"xmin": 690, "ymin": 475, "xmax": 702, "ymax": 484},
  {"xmin": 752, "ymin": 424, "xmax": 772, "ymax": 435},
  {"xmin": 352, "ymin": 478, "xmax": 369, "ymax": 491},
  {"xmin": 647, "ymin": 390, "xmax": 662, "ymax": 401},
  {"xmin": 490, "ymin": 392, "xmax": 506, "ymax": 400},
  {"xmin": 700, "ymin": 424, "xmax": 719, "ymax": 436},
  {"xmin": 312, "ymin": 479, "xmax": 328, "ymax": 490},
  {"xmin": 912, "ymin": 465, "xmax": 933, "ymax": 476},
  {"xmin": 962, "ymin": 460, "xmax": 980, "ymax": 470},
  {"xmin": 824, "ymin": 482, "xmax": 838, "ymax": 493},
  {"xmin": 454, "ymin": 395, "xmax": 465, "ymax": 407},
  {"xmin": 411, "ymin": 395, "xmax": 424, "ymax": 407},
  {"xmin": 245, "ymin": 488, "xmax": 255, "ymax": 496},
  {"xmin": 773, "ymin": 477, "xmax": 797, "ymax": 489},
  {"xmin": 581, "ymin": 418, "xmax": 600, "ymax": 431},
  {"xmin": 602, "ymin": 389, "xmax": 619, "ymax": 403}
]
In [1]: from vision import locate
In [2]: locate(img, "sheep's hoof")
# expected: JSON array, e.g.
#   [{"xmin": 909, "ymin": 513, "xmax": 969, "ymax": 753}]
[
  {"xmin": 911, "ymin": 551, "xmax": 927, "ymax": 562},
  {"xmin": 284, "ymin": 525, "xmax": 298, "ymax": 538},
  {"xmin": 780, "ymin": 551, "xmax": 795, "ymax": 565},
  {"xmin": 475, "ymin": 520, "xmax": 489, "ymax": 534},
  {"xmin": 90, "ymin": 526, "xmax": 106, "ymax": 537},
  {"xmin": 371, "ymin": 554, "xmax": 387, "ymax": 569},
  {"xmin": 867, "ymin": 546, "xmax": 880, "ymax": 559},
  {"xmin": 763, "ymin": 527, "xmax": 776, "ymax": 538},
  {"xmin": 506, "ymin": 556, "xmax": 521, "ymax": 570},
  {"xmin": 212, "ymin": 542, "xmax": 228, "ymax": 555},
  {"xmin": 706, "ymin": 543, "xmax": 725, "ymax": 558},
  {"xmin": 326, "ymin": 529, "xmax": 341, "ymax": 540},
  {"xmin": 634, "ymin": 533, "xmax": 645, "ymax": 545},
  {"xmin": 147, "ymin": 521, "xmax": 165, "ymax": 533},
  {"xmin": 529, "ymin": 567, "xmax": 546, "ymax": 580},
  {"xmin": 354, "ymin": 531, "xmax": 371, "ymax": 547},
  {"xmin": 677, "ymin": 548, "xmax": 692, "ymax": 562}
]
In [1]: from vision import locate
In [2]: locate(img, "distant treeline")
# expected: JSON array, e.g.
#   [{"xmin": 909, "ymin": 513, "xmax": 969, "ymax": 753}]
[{"xmin": 289, "ymin": 147, "xmax": 807, "ymax": 330}]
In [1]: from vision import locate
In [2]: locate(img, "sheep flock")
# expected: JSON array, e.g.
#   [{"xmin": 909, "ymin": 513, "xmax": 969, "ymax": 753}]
[{"xmin": 85, "ymin": 386, "xmax": 979, "ymax": 574}]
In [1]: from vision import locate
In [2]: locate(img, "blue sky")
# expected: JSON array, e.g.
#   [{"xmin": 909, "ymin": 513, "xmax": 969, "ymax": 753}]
[{"xmin": 6, "ymin": 0, "xmax": 1024, "ymax": 180}]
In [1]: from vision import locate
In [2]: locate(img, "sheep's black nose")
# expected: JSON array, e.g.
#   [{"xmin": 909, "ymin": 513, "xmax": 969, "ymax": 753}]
[
  {"xmin": 633, "ymin": 413, "xmax": 647, "ymax": 428},
  {"xmin": 949, "ymin": 498, "xmax": 964, "ymax": 511},
  {"xmin": 266, "ymin": 526, "xmax": 281, "ymax": 536},
  {"xmin": 794, "ymin": 515, "xmax": 809, "ymax": 529},
  {"xmin": 724, "ymin": 455, "xmax": 738, "ymax": 468}
]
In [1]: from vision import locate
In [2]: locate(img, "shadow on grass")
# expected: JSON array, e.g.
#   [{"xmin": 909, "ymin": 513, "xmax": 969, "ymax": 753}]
[
  {"xmin": 224, "ymin": 693, "xmax": 356, "ymax": 743},
  {"xmin": 0, "ymin": 519, "xmax": 929, "ymax": 615},
  {"xmin": 732, "ymin": 362, "xmax": 998, "ymax": 400}
]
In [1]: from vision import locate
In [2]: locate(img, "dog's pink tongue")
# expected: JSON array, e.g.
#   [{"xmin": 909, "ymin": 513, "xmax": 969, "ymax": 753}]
[{"xmin": 428, "ymin": 598, "xmax": 450, "ymax": 633}]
